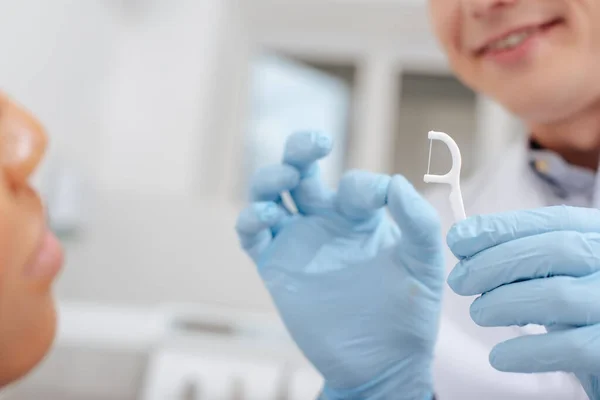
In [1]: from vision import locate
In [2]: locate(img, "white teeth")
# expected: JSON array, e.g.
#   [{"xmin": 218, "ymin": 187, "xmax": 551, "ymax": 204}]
[{"xmin": 488, "ymin": 30, "xmax": 535, "ymax": 50}]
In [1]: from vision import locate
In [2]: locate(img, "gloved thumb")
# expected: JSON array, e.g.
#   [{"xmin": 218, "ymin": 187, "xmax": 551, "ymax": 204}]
[{"xmin": 387, "ymin": 175, "xmax": 444, "ymax": 286}]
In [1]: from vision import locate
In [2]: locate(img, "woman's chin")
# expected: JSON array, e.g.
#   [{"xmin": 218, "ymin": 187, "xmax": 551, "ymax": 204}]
[{"xmin": 0, "ymin": 296, "xmax": 57, "ymax": 387}]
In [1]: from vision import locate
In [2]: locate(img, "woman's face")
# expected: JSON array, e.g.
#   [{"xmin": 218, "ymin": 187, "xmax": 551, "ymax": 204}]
[
  {"xmin": 0, "ymin": 92, "xmax": 63, "ymax": 385},
  {"xmin": 429, "ymin": 0, "xmax": 600, "ymax": 124}
]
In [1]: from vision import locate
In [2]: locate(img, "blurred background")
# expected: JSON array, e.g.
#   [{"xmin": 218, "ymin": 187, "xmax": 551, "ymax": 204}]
[{"xmin": 0, "ymin": 0, "xmax": 524, "ymax": 399}]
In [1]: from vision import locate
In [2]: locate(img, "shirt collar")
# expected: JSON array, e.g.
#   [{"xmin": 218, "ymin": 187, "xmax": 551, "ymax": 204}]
[{"xmin": 528, "ymin": 138, "xmax": 596, "ymax": 199}]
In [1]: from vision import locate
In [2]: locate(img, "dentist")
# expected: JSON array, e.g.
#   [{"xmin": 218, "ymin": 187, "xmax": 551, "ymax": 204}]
[{"xmin": 236, "ymin": 0, "xmax": 600, "ymax": 398}]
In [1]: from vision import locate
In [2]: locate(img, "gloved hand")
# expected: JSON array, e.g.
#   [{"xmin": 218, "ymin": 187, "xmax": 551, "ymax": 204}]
[
  {"xmin": 236, "ymin": 132, "xmax": 445, "ymax": 400},
  {"xmin": 446, "ymin": 205, "xmax": 600, "ymax": 400}
]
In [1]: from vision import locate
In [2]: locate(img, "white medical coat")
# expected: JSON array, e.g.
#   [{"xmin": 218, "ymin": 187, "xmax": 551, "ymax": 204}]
[{"xmin": 427, "ymin": 137, "xmax": 591, "ymax": 399}]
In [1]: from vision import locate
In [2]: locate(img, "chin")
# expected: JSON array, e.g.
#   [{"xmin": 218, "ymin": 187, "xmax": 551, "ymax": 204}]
[
  {"xmin": 501, "ymin": 94, "xmax": 572, "ymax": 123},
  {"xmin": 494, "ymin": 79, "xmax": 594, "ymax": 124},
  {"xmin": 483, "ymin": 54, "xmax": 600, "ymax": 123},
  {"xmin": 0, "ymin": 296, "xmax": 57, "ymax": 387}
]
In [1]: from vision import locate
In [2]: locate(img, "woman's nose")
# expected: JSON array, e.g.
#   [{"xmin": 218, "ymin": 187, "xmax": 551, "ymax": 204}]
[{"xmin": 0, "ymin": 92, "xmax": 47, "ymax": 186}]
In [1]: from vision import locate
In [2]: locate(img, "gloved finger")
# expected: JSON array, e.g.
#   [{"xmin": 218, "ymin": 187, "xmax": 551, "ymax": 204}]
[
  {"xmin": 447, "ymin": 205, "xmax": 600, "ymax": 259},
  {"xmin": 283, "ymin": 131, "xmax": 333, "ymax": 177},
  {"xmin": 489, "ymin": 324, "xmax": 600, "ymax": 374},
  {"xmin": 283, "ymin": 131, "xmax": 335, "ymax": 214},
  {"xmin": 335, "ymin": 170, "xmax": 390, "ymax": 221},
  {"xmin": 469, "ymin": 273, "xmax": 600, "ymax": 327},
  {"xmin": 387, "ymin": 175, "xmax": 444, "ymax": 286},
  {"xmin": 250, "ymin": 164, "xmax": 300, "ymax": 202},
  {"xmin": 448, "ymin": 230, "xmax": 600, "ymax": 296},
  {"xmin": 235, "ymin": 202, "xmax": 287, "ymax": 262},
  {"xmin": 545, "ymin": 324, "xmax": 573, "ymax": 333}
]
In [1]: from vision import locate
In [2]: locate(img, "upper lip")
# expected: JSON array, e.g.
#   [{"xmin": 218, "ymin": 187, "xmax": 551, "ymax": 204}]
[
  {"xmin": 22, "ymin": 187, "xmax": 47, "ymax": 270},
  {"xmin": 473, "ymin": 19, "xmax": 560, "ymax": 55}
]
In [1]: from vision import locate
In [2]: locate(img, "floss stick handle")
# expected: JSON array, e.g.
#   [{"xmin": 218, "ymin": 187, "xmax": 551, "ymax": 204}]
[{"xmin": 423, "ymin": 131, "xmax": 466, "ymax": 223}]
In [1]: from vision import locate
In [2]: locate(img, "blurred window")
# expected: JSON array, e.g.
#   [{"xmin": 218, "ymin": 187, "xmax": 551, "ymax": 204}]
[{"xmin": 241, "ymin": 53, "xmax": 352, "ymax": 199}]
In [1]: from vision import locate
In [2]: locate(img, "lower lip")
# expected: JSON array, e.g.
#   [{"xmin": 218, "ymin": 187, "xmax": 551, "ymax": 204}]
[
  {"xmin": 482, "ymin": 22, "xmax": 561, "ymax": 66},
  {"xmin": 25, "ymin": 230, "xmax": 64, "ymax": 280}
]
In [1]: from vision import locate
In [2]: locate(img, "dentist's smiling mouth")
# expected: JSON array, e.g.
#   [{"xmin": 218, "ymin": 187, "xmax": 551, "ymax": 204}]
[{"xmin": 474, "ymin": 18, "xmax": 565, "ymax": 58}]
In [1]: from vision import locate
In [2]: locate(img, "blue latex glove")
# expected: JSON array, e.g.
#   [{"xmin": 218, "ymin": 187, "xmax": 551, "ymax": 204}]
[
  {"xmin": 446, "ymin": 205, "xmax": 600, "ymax": 399},
  {"xmin": 236, "ymin": 132, "xmax": 444, "ymax": 400}
]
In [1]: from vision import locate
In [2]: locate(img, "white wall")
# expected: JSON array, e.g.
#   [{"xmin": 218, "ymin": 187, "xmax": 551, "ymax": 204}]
[
  {"xmin": 100, "ymin": 0, "xmax": 223, "ymax": 195},
  {"xmin": 0, "ymin": 0, "xmax": 117, "ymax": 189},
  {"xmin": 49, "ymin": 0, "xmax": 276, "ymax": 311}
]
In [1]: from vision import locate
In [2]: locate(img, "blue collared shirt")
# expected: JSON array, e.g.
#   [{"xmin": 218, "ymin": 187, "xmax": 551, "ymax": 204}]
[{"xmin": 528, "ymin": 139, "xmax": 597, "ymax": 208}]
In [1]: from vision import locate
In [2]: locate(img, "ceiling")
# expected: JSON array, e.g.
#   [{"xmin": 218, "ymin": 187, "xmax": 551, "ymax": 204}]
[{"xmin": 237, "ymin": 0, "xmax": 447, "ymax": 69}]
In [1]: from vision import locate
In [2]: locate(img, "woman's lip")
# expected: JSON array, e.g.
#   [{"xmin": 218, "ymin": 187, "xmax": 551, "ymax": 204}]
[{"xmin": 24, "ymin": 229, "xmax": 64, "ymax": 280}]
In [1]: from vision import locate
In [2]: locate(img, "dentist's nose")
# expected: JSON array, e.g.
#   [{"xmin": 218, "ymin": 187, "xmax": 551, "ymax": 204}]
[{"xmin": 465, "ymin": 0, "xmax": 518, "ymax": 18}]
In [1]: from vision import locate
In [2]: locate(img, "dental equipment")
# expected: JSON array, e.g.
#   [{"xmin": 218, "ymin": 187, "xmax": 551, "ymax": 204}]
[{"xmin": 424, "ymin": 131, "xmax": 466, "ymax": 222}]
